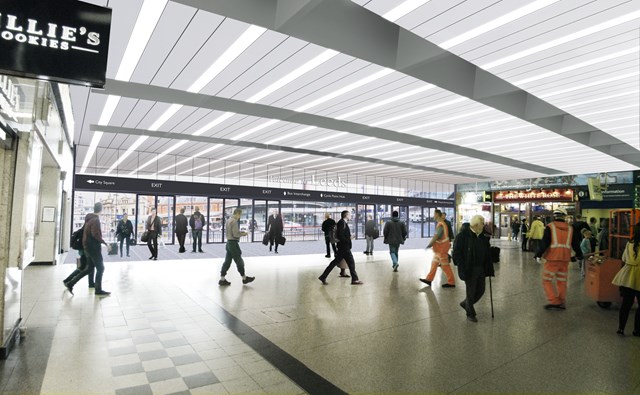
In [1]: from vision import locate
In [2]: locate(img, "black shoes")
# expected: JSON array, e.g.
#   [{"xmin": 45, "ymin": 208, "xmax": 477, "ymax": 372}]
[
  {"xmin": 218, "ymin": 279, "xmax": 231, "ymax": 286},
  {"xmin": 393, "ymin": 264, "xmax": 398, "ymax": 272},
  {"xmin": 617, "ymin": 329, "xmax": 624, "ymax": 336},
  {"xmin": 459, "ymin": 301, "xmax": 467, "ymax": 311},
  {"xmin": 95, "ymin": 290, "xmax": 111, "ymax": 296},
  {"xmin": 325, "ymin": 255, "xmax": 331, "ymax": 258},
  {"xmin": 318, "ymin": 277, "xmax": 328, "ymax": 285},
  {"xmin": 351, "ymin": 280, "xmax": 363, "ymax": 285},
  {"xmin": 199, "ymin": 250, "xmax": 204, "ymax": 253},
  {"xmin": 65, "ymin": 283, "xmax": 74, "ymax": 295},
  {"xmin": 467, "ymin": 316, "xmax": 478, "ymax": 323},
  {"xmin": 153, "ymin": 257, "xmax": 157, "ymax": 260},
  {"xmin": 633, "ymin": 331, "xmax": 640, "ymax": 337},
  {"xmin": 544, "ymin": 304, "xmax": 565, "ymax": 310},
  {"xmin": 149, "ymin": 256, "xmax": 154, "ymax": 260},
  {"xmin": 442, "ymin": 284, "xmax": 456, "ymax": 288},
  {"xmin": 339, "ymin": 273, "xmax": 350, "ymax": 278},
  {"xmin": 420, "ymin": 279, "xmax": 431, "ymax": 286},
  {"xmin": 242, "ymin": 276, "xmax": 255, "ymax": 284}
]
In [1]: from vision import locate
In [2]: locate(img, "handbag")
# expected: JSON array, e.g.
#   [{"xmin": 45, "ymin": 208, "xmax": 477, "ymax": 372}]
[
  {"xmin": 276, "ymin": 235, "xmax": 286, "ymax": 245},
  {"xmin": 141, "ymin": 231, "xmax": 149, "ymax": 243},
  {"xmin": 262, "ymin": 233, "xmax": 269, "ymax": 246}
]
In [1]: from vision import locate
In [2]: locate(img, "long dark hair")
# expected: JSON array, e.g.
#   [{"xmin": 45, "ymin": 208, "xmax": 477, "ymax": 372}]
[{"xmin": 632, "ymin": 223, "xmax": 640, "ymax": 258}]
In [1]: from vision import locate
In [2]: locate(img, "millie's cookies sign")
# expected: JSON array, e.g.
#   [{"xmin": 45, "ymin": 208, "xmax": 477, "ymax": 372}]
[{"xmin": 0, "ymin": 0, "xmax": 111, "ymax": 88}]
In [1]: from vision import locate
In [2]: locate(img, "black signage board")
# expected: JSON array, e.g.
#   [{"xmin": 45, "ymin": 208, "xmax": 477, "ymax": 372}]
[
  {"xmin": 74, "ymin": 175, "xmax": 454, "ymax": 208},
  {"xmin": 576, "ymin": 184, "xmax": 635, "ymax": 201},
  {"xmin": 0, "ymin": 0, "xmax": 111, "ymax": 88}
]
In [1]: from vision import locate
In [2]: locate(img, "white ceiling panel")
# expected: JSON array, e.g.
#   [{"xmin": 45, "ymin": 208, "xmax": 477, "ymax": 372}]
[{"xmin": 73, "ymin": 0, "xmax": 640, "ymax": 184}]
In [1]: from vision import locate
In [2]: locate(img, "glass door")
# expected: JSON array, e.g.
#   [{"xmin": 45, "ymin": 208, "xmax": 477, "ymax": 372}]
[
  {"xmin": 355, "ymin": 204, "xmax": 375, "ymax": 239},
  {"xmin": 208, "ymin": 197, "xmax": 224, "ymax": 243},
  {"xmin": 157, "ymin": 196, "xmax": 175, "ymax": 244},
  {"xmin": 136, "ymin": 195, "xmax": 156, "ymax": 240},
  {"xmin": 222, "ymin": 198, "xmax": 240, "ymax": 243}
]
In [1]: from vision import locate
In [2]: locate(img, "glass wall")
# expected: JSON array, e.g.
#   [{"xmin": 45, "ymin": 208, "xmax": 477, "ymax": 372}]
[{"xmin": 74, "ymin": 191, "xmax": 137, "ymax": 242}]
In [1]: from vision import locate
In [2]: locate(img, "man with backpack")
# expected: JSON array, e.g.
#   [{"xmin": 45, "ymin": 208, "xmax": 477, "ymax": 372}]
[
  {"xmin": 190, "ymin": 206, "xmax": 205, "ymax": 253},
  {"xmin": 65, "ymin": 202, "xmax": 112, "ymax": 296},
  {"xmin": 64, "ymin": 225, "xmax": 94, "ymax": 289}
]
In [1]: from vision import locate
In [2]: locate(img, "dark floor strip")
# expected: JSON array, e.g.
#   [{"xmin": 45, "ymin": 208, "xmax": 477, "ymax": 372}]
[
  {"xmin": 208, "ymin": 304, "xmax": 347, "ymax": 395},
  {"xmin": 0, "ymin": 327, "xmax": 55, "ymax": 394}
]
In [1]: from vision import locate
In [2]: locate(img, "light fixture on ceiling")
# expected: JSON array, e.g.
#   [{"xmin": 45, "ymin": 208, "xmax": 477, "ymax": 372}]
[
  {"xmin": 269, "ymin": 126, "xmax": 316, "ymax": 144},
  {"xmin": 540, "ymin": 71, "xmax": 639, "ymax": 98},
  {"xmin": 80, "ymin": 0, "xmax": 168, "ymax": 174},
  {"xmin": 398, "ymin": 108, "xmax": 493, "ymax": 133},
  {"xmin": 382, "ymin": 0, "xmax": 432, "ymax": 22},
  {"xmin": 294, "ymin": 132, "xmax": 346, "ymax": 148},
  {"xmin": 325, "ymin": 137, "xmax": 374, "ymax": 152},
  {"xmin": 563, "ymin": 90, "xmax": 639, "ymax": 108},
  {"xmin": 514, "ymin": 46, "xmax": 639, "ymax": 86},
  {"xmin": 481, "ymin": 10, "xmax": 640, "ymax": 70},
  {"xmin": 371, "ymin": 97, "xmax": 468, "ymax": 127},
  {"xmin": 335, "ymin": 84, "xmax": 434, "ymax": 120},
  {"xmin": 439, "ymin": 0, "xmax": 561, "ymax": 49},
  {"xmin": 576, "ymin": 103, "xmax": 639, "ymax": 117}
]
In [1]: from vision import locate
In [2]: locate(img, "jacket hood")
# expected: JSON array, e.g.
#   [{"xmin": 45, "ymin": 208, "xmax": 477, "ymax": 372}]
[{"xmin": 391, "ymin": 217, "xmax": 401, "ymax": 222}]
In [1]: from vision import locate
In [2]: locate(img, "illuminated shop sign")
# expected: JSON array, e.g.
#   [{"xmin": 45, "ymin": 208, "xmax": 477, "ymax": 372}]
[
  {"xmin": 268, "ymin": 175, "xmax": 347, "ymax": 188},
  {"xmin": 493, "ymin": 189, "xmax": 574, "ymax": 202},
  {"xmin": 0, "ymin": 0, "xmax": 111, "ymax": 88}
]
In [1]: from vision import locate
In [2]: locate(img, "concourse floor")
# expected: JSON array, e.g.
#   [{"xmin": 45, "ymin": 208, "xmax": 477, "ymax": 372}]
[{"xmin": 2, "ymin": 238, "xmax": 640, "ymax": 394}]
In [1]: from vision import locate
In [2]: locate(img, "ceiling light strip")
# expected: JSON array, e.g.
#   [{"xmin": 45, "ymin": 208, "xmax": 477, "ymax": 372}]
[
  {"xmin": 540, "ymin": 71, "xmax": 640, "ymax": 98},
  {"xmin": 440, "ymin": 0, "xmax": 561, "ymax": 49},
  {"xmin": 335, "ymin": 84, "xmax": 434, "ymax": 120},
  {"xmin": 563, "ymin": 90, "xmax": 639, "ymax": 108},
  {"xmin": 382, "ymin": 0, "xmax": 431, "ymax": 22},
  {"xmin": 80, "ymin": 0, "xmax": 167, "ymax": 173},
  {"xmin": 514, "ymin": 47, "xmax": 639, "ymax": 86},
  {"xmin": 371, "ymin": 97, "xmax": 468, "ymax": 127},
  {"xmin": 482, "ymin": 10, "xmax": 640, "ymax": 70}
]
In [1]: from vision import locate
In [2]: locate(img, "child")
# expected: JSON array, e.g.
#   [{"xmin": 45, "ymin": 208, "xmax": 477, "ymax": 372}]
[{"xmin": 579, "ymin": 228, "xmax": 592, "ymax": 277}]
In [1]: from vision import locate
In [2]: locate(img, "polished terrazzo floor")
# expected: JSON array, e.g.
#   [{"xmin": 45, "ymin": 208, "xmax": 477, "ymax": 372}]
[{"xmin": 2, "ymin": 238, "xmax": 640, "ymax": 394}]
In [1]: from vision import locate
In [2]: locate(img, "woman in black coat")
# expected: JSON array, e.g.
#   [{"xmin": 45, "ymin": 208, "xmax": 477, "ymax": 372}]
[
  {"xmin": 267, "ymin": 212, "xmax": 284, "ymax": 253},
  {"xmin": 452, "ymin": 215, "xmax": 495, "ymax": 322}
]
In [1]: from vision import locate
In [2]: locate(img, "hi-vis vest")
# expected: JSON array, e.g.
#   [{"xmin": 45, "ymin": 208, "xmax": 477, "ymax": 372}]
[
  {"xmin": 433, "ymin": 222, "xmax": 451, "ymax": 255},
  {"xmin": 542, "ymin": 221, "xmax": 573, "ymax": 262}
]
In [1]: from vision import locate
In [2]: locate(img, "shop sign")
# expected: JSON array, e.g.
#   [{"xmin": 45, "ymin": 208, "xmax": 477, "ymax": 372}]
[
  {"xmin": 0, "ymin": 0, "xmax": 111, "ymax": 88},
  {"xmin": 268, "ymin": 174, "xmax": 347, "ymax": 188},
  {"xmin": 493, "ymin": 189, "xmax": 574, "ymax": 202}
]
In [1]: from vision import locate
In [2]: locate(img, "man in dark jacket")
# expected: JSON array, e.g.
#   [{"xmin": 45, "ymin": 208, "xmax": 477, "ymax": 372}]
[
  {"xmin": 66, "ymin": 202, "xmax": 112, "ymax": 296},
  {"xmin": 452, "ymin": 215, "xmax": 495, "ymax": 322},
  {"xmin": 174, "ymin": 207, "xmax": 188, "ymax": 253},
  {"xmin": 267, "ymin": 210, "xmax": 284, "ymax": 253},
  {"xmin": 319, "ymin": 210, "xmax": 362, "ymax": 285},
  {"xmin": 321, "ymin": 213, "xmax": 337, "ymax": 258},
  {"xmin": 383, "ymin": 211, "xmax": 407, "ymax": 272}
]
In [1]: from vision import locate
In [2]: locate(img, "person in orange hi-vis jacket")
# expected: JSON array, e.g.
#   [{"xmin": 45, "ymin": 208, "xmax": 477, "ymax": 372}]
[
  {"xmin": 535, "ymin": 207, "xmax": 582, "ymax": 310},
  {"xmin": 421, "ymin": 209, "xmax": 455, "ymax": 288}
]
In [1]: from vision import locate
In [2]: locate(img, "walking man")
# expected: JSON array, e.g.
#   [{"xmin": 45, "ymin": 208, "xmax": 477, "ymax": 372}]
[
  {"xmin": 218, "ymin": 208, "xmax": 254, "ymax": 286},
  {"xmin": 115, "ymin": 213, "xmax": 133, "ymax": 257},
  {"xmin": 190, "ymin": 206, "xmax": 206, "ymax": 253},
  {"xmin": 453, "ymin": 215, "xmax": 495, "ymax": 322},
  {"xmin": 319, "ymin": 210, "xmax": 363, "ymax": 285},
  {"xmin": 174, "ymin": 207, "xmax": 188, "ymax": 253},
  {"xmin": 535, "ymin": 207, "xmax": 582, "ymax": 310},
  {"xmin": 321, "ymin": 213, "xmax": 337, "ymax": 258},
  {"xmin": 421, "ymin": 209, "xmax": 455, "ymax": 288},
  {"xmin": 383, "ymin": 210, "xmax": 407, "ymax": 272},
  {"xmin": 364, "ymin": 214, "xmax": 376, "ymax": 255},
  {"xmin": 66, "ymin": 202, "xmax": 112, "ymax": 296}
]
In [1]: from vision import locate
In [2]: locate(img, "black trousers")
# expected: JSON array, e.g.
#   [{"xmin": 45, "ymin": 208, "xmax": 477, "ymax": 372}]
[
  {"xmin": 68, "ymin": 249, "xmax": 104, "ymax": 291},
  {"xmin": 320, "ymin": 248, "xmax": 359, "ymax": 281},
  {"xmin": 64, "ymin": 253, "xmax": 94, "ymax": 287},
  {"xmin": 462, "ymin": 267, "xmax": 486, "ymax": 317},
  {"xmin": 147, "ymin": 231, "xmax": 158, "ymax": 258},
  {"xmin": 619, "ymin": 286, "xmax": 640, "ymax": 333},
  {"xmin": 325, "ymin": 235, "xmax": 337, "ymax": 257},
  {"xmin": 521, "ymin": 235, "xmax": 528, "ymax": 251},
  {"xmin": 119, "ymin": 236, "xmax": 131, "ymax": 256},
  {"xmin": 176, "ymin": 233, "xmax": 186, "ymax": 252}
]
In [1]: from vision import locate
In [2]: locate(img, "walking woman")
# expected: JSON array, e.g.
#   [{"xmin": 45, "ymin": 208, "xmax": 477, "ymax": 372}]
[
  {"xmin": 146, "ymin": 208, "xmax": 162, "ymax": 260},
  {"xmin": 612, "ymin": 223, "xmax": 640, "ymax": 336}
]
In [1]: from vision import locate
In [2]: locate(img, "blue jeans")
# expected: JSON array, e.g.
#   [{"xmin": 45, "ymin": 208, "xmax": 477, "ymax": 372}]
[
  {"xmin": 68, "ymin": 248, "xmax": 104, "ymax": 291},
  {"xmin": 192, "ymin": 230, "xmax": 203, "ymax": 251},
  {"xmin": 389, "ymin": 244, "xmax": 399, "ymax": 266},
  {"xmin": 365, "ymin": 236, "xmax": 374, "ymax": 253}
]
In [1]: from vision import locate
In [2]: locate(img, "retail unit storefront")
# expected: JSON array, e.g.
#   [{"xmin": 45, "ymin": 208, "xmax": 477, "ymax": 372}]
[{"xmin": 73, "ymin": 175, "xmax": 454, "ymax": 246}]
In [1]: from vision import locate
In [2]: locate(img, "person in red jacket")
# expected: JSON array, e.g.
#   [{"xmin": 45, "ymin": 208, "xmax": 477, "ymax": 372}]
[{"xmin": 536, "ymin": 207, "xmax": 582, "ymax": 310}]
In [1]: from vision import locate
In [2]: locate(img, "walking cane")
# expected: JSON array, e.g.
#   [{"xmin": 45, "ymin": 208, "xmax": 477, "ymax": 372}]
[{"xmin": 489, "ymin": 276, "xmax": 494, "ymax": 318}]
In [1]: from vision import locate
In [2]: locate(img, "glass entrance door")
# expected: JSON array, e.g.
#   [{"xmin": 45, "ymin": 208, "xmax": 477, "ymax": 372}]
[
  {"xmin": 355, "ymin": 204, "xmax": 375, "ymax": 239},
  {"xmin": 208, "ymin": 198, "xmax": 224, "ymax": 243},
  {"xmin": 157, "ymin": 196, "xmax": 175, "ymax": 244},
  {"xmin": 136, "ymin": 195, "xmax": 156, "ymax": 240},
  {"xmin": 254, "ymin": 200, "xmax": 280, "ymax": 243}
]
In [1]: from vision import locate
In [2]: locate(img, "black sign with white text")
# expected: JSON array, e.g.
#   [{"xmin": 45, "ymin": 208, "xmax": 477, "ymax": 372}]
[
  {"xmin": 0, "ymin": 0, "xmax": 111, "ymax": 88},
  {"xmin": 74, "ymin": 175, "xmax": 454, "ymax": 208}
]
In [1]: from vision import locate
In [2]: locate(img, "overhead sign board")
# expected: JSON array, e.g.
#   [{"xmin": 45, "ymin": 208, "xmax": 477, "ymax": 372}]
[
  {"xmin": 74, "ymin": 175, "xmax": 455, "ymax": 208},
  {"xmin": 493, "ymin": 189, "xmax": 574, "ymax": 203},
  {"xmin": 0, "ymin": 0, "xmax": 111, "ymax": 88}
]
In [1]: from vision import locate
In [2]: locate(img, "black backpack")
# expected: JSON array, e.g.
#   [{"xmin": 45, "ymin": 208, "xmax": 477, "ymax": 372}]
[{"xmin": 70, "ymin": 226, "xmax": 84, "ymax": 250}]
